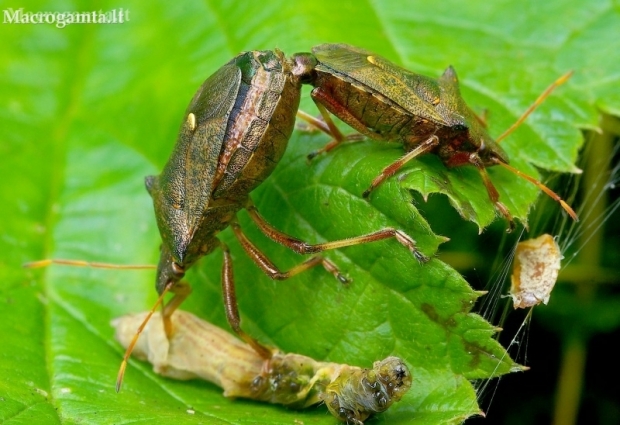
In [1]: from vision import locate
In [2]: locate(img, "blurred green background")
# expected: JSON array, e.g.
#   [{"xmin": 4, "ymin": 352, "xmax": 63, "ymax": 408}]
[{"xmin": 1, "ymin": 1, "xmax": 618, "ymax": 424}]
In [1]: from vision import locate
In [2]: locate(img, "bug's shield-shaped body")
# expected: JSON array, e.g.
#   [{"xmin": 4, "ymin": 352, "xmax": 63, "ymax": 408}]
[
  {"xmin": 145, "ymin": 50, "xmax": 301, "ymax": 293},
  {"xmin": 310, "ymin": 43, "xmax": 509, "ymax": 168}
]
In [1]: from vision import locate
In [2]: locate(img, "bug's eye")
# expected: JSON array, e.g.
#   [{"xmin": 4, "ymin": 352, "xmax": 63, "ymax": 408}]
[{"xmin": 453, "ymin": 124, "xmax": 468, "ymax": 132}]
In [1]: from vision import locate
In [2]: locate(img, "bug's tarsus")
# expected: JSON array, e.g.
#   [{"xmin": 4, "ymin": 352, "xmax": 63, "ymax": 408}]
[
  {"xmin": 393, "ymin": 230, "xmax": 429, "ymax": 263},
  {"xmin": 336, "ymin": 273, "xmax": 350, "ymax": 284},
  {"xmin": 413, "ymin": 249, "xmax": 431, "ymax": 264}
]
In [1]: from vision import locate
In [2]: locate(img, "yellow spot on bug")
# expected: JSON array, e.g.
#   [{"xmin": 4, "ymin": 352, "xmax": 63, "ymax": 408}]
[
  {"xmin": 187, "ymin": 112, "xmax": 196, "ymax": 131},
  {"xmin": 367, "ymin": 55, "xmax": 377, "ymax": 65},
  {"xmin": 510, "ymin": 234, "xmax": 562, "ymax": 309}
]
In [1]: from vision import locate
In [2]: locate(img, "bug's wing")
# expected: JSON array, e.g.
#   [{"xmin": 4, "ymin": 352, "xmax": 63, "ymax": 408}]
[
  {"xmin": 182, "ymin": 63, "xmax": 242, "ymax": 226},
  {"xmin": 149, "ymin": 63, "xmax": 242, "ymax": 259},
  {"xmin": 312, "ymin": 43, "xmax": 450, "ymax": 126}
]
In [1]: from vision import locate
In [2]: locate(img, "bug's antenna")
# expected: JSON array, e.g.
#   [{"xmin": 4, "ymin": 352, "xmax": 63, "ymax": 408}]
[
  {"xmin": 116, "ymin": 283, "xmax": 171, "ymax": 392},
  {"xmin": 493, "ymin": 159, "xmax": 578, "ymax": 221},
  {"xmin": 495, "ymin": 71, "xmax": 573, "ymax": 144},
  {"xmin": 24, "ymin": 259, "xmax": 156, "ymax": 270}
]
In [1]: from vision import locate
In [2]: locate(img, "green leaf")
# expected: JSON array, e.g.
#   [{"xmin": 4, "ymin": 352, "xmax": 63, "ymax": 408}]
[{"xmin": 1, "ymin": 1, "xmax": 615, "ymax": 424}]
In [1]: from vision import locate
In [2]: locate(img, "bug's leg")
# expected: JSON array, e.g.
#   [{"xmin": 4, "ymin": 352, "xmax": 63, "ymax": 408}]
[
  {"xmin": 231, "ymin": 221, "xmax": 349, "ymax": 283},
  {"xmin": 220, "ymin": 240, "xmax": 274, "ymax": 360},
  {"xmin": 300, "ymin": 104, "xmax": 349, "ymax": 160},
  {"xmin": 243, "ymin": 203, "xmax": 429, "ymax": 263},
  {"xmin": 304, "ymin": 100, "xmax": 345, "ymax": 139},
  {"xmin": 305, "ymin": 89, "xmax": 381, "ymax": 160},
  {"xmin": 296, "ymin": 109, "xmax": 338, "ymax": 136},
  {"xmin": 296, "ymin": 108, "xmax": 365, "ymax": 150},
  {"xmin": 161, "ymin": 280, "xmax": 193, "ymax": 338},
  {"xmin": 311, "ymin": 88, "xmax": 378, "ymax": 139},
  {"xmin": 469, "ymin": 153, "xmax": 515, "ymax": 230},
  {"xmin": 363, "ymin": 135, "xmax": 439, "ymax": 198}
]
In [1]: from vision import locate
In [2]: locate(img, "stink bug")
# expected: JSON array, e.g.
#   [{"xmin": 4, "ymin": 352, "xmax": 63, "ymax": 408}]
[
  {"xmin": 299, "ymin": 43, "xmax": 578, "ymax": 227},
  {"xmin": 120, "ymin": 48, "xmax": 429, "ymax": 388},
  {"xmin": 28, "ymin": 49, "xmax": 429, "ymax": 391}
]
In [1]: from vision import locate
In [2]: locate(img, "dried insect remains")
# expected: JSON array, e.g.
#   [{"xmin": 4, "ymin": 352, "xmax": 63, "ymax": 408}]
[{"xmin": 113, "ymin": 310, "xmax": 412, "ymax": 424}]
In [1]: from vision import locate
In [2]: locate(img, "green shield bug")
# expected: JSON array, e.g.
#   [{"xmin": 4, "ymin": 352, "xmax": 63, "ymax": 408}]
[{"xmin": 299, "ymin": 43, "xmax": 578, "ymax": 227}]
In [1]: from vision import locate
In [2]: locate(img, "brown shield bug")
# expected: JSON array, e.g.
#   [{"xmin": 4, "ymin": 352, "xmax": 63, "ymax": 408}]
[
  {"xmin": 17, "ymin": 50, "xmax": 428, "ymax": 391},
  {"xmin": 298, "ymin": 43, "xmax": 578, "ymax": 228},
  {"xmin": 27, "ymin": 49, "xmax": 429, "ymax": 391},
  {"xmin": 119, "ymin": 48, "xmax": 432, "ymax": 389}
]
